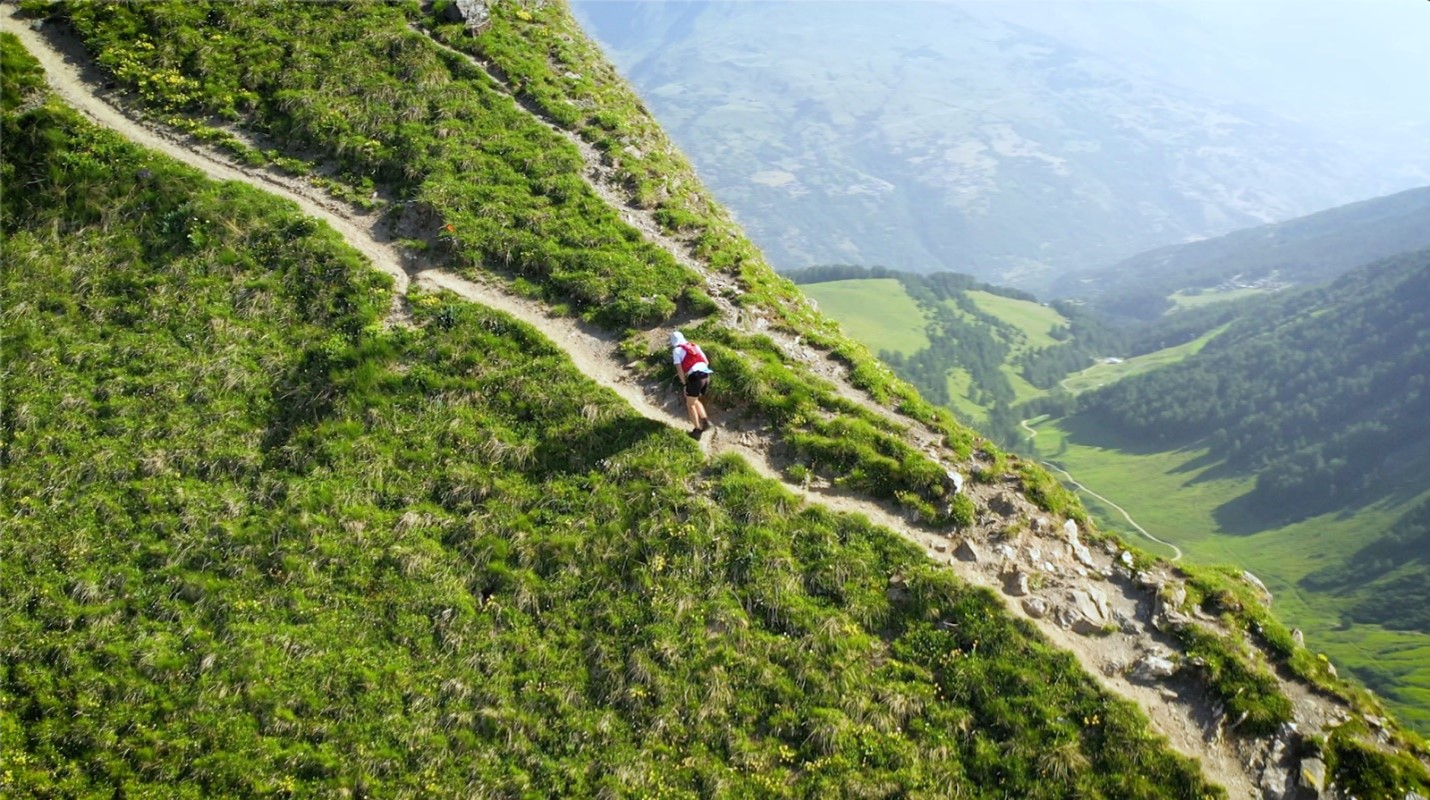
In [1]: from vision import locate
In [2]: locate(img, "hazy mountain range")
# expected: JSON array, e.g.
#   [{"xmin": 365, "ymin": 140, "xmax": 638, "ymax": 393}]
[
  {"xmin": 1062, "ymin": 185, "xmax": 1430, "ymax": 319},
  {"xmin": 572, "ymin": 0, "xmax": 1430, "ymax": 292}
]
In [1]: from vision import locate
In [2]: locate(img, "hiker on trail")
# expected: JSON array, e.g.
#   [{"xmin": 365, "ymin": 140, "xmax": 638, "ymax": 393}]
[{"xmin": 670, "ymin": 331, "xmax": 713, "ymax": 439}]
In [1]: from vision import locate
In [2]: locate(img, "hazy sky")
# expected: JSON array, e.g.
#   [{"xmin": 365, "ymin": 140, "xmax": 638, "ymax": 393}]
[
  {"xmin": 579, "ymin": 0, "xmax": 1430, "ymax": 143},
  {"xmin": 974, "ymin": 0, "xmax": 1430, "ymax": 138}
]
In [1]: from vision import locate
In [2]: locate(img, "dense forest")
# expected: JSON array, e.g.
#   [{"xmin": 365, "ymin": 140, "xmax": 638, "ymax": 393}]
[
  {"xmin": 0, "ymin": 17, "xmax": 1229, "ymax": 799},
  {"xmin": 1078, "ymin": 247, "xmax": 1430, "ymax": 517}
]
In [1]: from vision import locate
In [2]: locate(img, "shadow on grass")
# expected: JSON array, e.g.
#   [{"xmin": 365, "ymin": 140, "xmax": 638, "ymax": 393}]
[
  {"xmin": 533, "ymin": 415, "xmax": 671, "ymax": 474},
  {"xmin": 1057, "ymin": 411, "xmax": 1198, "ymax": 456}
]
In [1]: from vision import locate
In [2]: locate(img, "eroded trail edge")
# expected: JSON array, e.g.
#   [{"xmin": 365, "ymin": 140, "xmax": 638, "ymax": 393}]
[{"xmin": 10, "ymin": 12, "xmax": 1369, "ymax": 798}]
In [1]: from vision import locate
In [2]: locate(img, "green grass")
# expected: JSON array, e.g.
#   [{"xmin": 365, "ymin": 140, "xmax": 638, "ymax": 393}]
[
  {"xmin": 1059, "ymin": 327, "xmax": 1224, "ymax": 395},
  {"xmin": 965, "ymin": 290, "xmax": 1064, "ymax": 351},
  {"xmin": 45, "ymin": 0, "xmax": 1049, "ymax": 531},
  {"xmin": 802, "ymin": 278, "xmax": 930, "ymax": 357},
  {"xmin": 1002, "ymin": 365, "xmax": 1045, "ymax": 406},
  {"xmin": 1029, "ymin": 414, "xmax": 1430, "ymax": 735},
  {"xmin": 943, "ymin": 370, "xmax": 987, "ymax": 426}
]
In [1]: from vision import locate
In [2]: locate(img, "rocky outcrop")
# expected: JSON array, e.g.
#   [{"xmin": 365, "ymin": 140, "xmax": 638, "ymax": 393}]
[
  {"xmin": 1003, "ymin": 570, "xmax": 1030, "ymax": 597},
  {"xmin": 1057, "ymin": 587, "xmax": 1112, "ymax": 634},
  {"xmin": 1130, "ymin": 654, "xmax": 1178, "ymax": 682},
  {"xmin": 1021, "ymin": 597, "xmax": 1048, "ymax": 619},
  {"xmin": 953, "ymin": 538, "xmax": 981, "ymax": 563},
  {"xmin": 441, "ymin": 0, "xmax": 493, "ymax": 33},
  {"xmin": 1297, "ymin": 756, "xmax": 1326, "ymax": 795}
]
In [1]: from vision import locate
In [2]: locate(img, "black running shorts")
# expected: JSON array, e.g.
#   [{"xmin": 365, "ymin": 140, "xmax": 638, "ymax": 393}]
[{"xmin": 685, "ymin": 372, "xmax": 710, "ymax": 398}]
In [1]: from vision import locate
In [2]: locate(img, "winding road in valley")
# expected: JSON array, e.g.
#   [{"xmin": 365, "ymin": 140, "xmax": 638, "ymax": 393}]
[{"xmin": 1020, "ymin": 418, "xmax": 1183, "ymax": 561}]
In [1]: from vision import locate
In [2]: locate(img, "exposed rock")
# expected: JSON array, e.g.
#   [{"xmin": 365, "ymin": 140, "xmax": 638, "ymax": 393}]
[
  {"xmin": 1003, "ymin": 571, "xmax": 1030, "ymax": 597},
  {"xmin": 1120, "ymin": 550, "xmax": 1135, "ymax": 568},
  {"xmin": 1243, "ymin": 570, "xmax": 1274, "ymax": 606},
  {"xmin": 1131, "ymin": 655, "xmax": 1178, "ymax": 682},
  {"xmin": 1031, "ymin": 517, "xmax": 1050, "ymax": 534},
  {"xmin": 1150, "ymin": 591, "xmax": 1192, "ymax": 631},
  {"xmin": 440, "ymin": 0, "xmax": 493, "ymax": 33},
  {"xmin": 1026, "ymin": 546, "xmax": 1041, "ymax": 563},
  {"xmin": 1298, "ymin": 757, "xmax": 1326, "ymax": 794},
  {"xmin": 994, "ymin": 543, "xmax": 1018, "ymax": 562},
  {"xmin": 1258, "ymin": 733, "xmax": 1295, "ymax": 800},
  {"xmin": 1101, "ymin": 659, "xmax": 1126, "ymax": 677},
  {"xmin": 954, "ymin": 539, "xmax": 981, "ymax": 563},
  {"xmin": 1058, "ymin": 520, "xmax": 1101, "ymax": 567},
  {"xmin": 933, "ymin": 541, "xmax": 948, "ymax": 553},
  {"xmin": 886, "ymin": 573, "xmax": 909, "ymax": 603},
  {"xmin": 1086, "ymin": 586, "xmax": 1111, "ymax": 620},
  {"xmin": 1112, "ymin": 609, "xmax": 1139, "ymax": 634},
  {"xmin": 946, "ymin": 469, "xmax": 966, "ymax": 494},
  {"xmin": 1062, "ymin": 588, "xmax": 1111, "ymax": 634},
  {"xmin": 1021, "ymin": 597, "xmax": 1048, "ymax": 619},
  {"xmin": 988, "ymin": 491, "xmax": 1017, "ymax": 516},
  {"xmin": 1292, "ymin": 628, "xmax": 1305, "ymax": 647},
  {"xmin": 1135, "ymin": 571, "xmax": 1163, "ymax": 589}
]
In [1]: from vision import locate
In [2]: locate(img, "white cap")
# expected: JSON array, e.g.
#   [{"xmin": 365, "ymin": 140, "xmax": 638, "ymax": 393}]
[{"xmin": 669, "ymin": 331, "xmax": 686, "ymax": 346}]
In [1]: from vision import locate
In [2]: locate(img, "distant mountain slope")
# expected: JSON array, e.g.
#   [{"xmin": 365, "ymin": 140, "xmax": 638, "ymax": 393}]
[
  {"xmin": 1078, "ymin": 246, "xmax": 1430, "ymax": 522},
  {"xmin": 1061, "ymin": 185, "xmax": 1430, "ymax": 319},
  {"xmin": 572, "ymin": 1, "xmax": 1426, "ymax": 290},
  {"xmin": 795, "ymin": 267, "xmax": 1124, "ymax": 442}
]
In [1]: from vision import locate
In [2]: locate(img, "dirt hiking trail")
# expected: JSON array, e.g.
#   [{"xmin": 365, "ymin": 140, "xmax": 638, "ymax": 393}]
[{"xmin": 10, "ymin": 12, "xmax": 1369, "ymax": 797}]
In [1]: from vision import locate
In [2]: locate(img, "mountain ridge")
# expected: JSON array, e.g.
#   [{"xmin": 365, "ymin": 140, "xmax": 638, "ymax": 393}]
[{"xmin": 1060, "ymin": 185, "xmax": 1430, "ymax": 319}]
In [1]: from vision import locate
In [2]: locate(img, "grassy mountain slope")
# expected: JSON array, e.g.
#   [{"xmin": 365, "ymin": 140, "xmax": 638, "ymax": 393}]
[
  {"xmin": 7, "ymin": 0, "xmax": 1429, "ymax": 794},
  {"xmin": 1, "ymin": 34, "xmax": 1221, "ymax": 798},
  {"xmin": 803, "ymin": 279, "xmax": 930, "ymax": 358},
  {"xmin": 798, "ymin": 269, "xmax": 1122, "ymax": 440},
  {"xmin": 1060, "ymin": 185, "xmax": 1430, "ymax": 320}
]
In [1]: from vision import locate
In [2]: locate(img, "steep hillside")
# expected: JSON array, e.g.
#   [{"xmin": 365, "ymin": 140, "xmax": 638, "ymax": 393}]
[
  {"xmin": 1, "ymin": 29, "xmax": 1222, "ymax": 799},
  {"xmin": 1059, "ymin": 186, "xmax": 1430, "ymax": 320},
  {"xmin": 5, "ymin": 3, "xmax": 1429, "ymax": 798},
  {"xmin": 571, "ymin": 1, "xmax": 1425, "ymax": 290}
]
